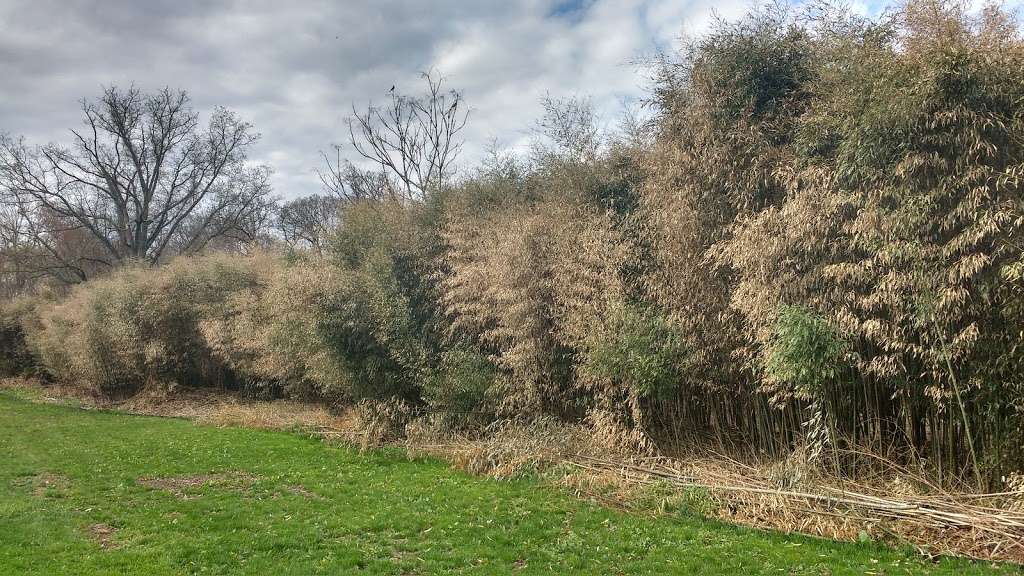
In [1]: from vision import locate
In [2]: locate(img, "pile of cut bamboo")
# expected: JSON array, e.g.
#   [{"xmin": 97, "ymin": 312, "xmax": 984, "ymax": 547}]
[{"xmin": 568, "ymin": 454, "xmax": 1024, "ymax": 563}]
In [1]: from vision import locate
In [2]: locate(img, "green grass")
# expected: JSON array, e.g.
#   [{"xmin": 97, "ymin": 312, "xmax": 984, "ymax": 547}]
[{"xmin": 0, "ymin": 393, "xmax": 1018, "ymax": 575}]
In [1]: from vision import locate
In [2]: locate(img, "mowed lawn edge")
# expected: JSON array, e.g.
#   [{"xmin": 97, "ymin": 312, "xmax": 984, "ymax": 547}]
[{"xmin": 0, "ymin": 392, "xmax": 1018, "ymax": 575}]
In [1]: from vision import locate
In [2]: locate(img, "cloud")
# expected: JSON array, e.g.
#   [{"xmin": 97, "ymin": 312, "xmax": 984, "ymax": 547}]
[{"xmin": 3, "ymin": 0, "xmax": 1017, "ymax": 198}]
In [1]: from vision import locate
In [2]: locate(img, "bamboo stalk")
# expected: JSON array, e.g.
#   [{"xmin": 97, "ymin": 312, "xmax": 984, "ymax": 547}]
[{"xmin": 567, "ymin": 453, "xmax": 1024, "ymax": 555}]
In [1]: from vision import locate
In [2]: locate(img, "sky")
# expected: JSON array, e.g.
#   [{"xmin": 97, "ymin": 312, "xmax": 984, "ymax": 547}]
[{"xmin": 0, "ymin": 0, "xmax": 1018, "ymax": 199}]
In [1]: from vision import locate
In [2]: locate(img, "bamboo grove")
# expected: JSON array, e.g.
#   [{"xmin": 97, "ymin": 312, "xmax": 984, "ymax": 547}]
[{"xmin": 2, "ymin": 0, "xmax": 1023, "ymax": 489}]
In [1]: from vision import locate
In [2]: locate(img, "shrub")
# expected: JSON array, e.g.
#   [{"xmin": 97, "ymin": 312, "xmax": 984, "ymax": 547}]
[
  {"xmin": 762, "ymin": 305, "xmax": 849, "ymax": 402},
  {"xmin": 25, "ymin": 272, "xmax": 147, "ymax": 396},
  {"xmin": 25, "ymin": 253, "xmax": 268, "ymax": 397},
  {"xmin": 324, "ymin": 200, "xmax": 437, "ymax": 403},
  {"xmin": 579, "ymin": 303, "xmax": 687, "ymax": 438},
  {"xmin": 441, "ymin": 198, "xmax": 630, "ymax": 419},
  {"xmin": 0, "ymin": 296, "xmax": 39, "ymax": 376},
  {"xmin": 762, "ymin": 305, "xmax": 849, "ymax": 463},
  {"xmin": 198, "ymin": 257, "xmax": 327, "ymax": 398},
  {"xmin": 421, "ymin": 348, "xmax": 498, "ymax": 430}
]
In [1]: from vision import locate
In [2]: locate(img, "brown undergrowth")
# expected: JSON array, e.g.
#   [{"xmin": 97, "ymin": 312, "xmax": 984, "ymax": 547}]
[
  {"xmin": 4, "ymin": 376, "xmax": 1022, "ymax": 565},
  {"xmin": 136, "ymin": 471, "xmax": 259, "ymax": 500},
  {"xmin": 0, "ymin": 376, "xmax": 344, "ymax": 431}
]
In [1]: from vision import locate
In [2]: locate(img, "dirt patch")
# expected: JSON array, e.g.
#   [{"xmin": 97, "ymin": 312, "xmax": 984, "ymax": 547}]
[
  {"xmin": 12, "ymin": 472, "xmax": 72, "ymax": 498},
  {"xmin": 284, "ymin": 484, "xmax": 320, "ymax": 499},
  {"xmin": 136, "ymin": 471, "xmax": 258, "ymax": 499},
  {"xmin": 86, "ymin": 523, "xmax": 119, "ymax": 550}
]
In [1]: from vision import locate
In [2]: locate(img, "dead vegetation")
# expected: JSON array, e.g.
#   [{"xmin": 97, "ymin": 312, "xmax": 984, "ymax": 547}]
[
  {"xmin": 402, "ymin": 419, "xmax": 1024, "ymax": 563},
  {"xmin": 566, "ymin": 455, "xmax": 1024, "ymax": 563},
  {"xmin": 136, "ymin": 471, "xmax": 258, "ymax": 500},
  {"xmin": 85, "ymin": 523, "xmax": 119, "ymax": 551},
  {"xmin": 282, "ymin": 484, "xmax": 320, "ymax": 499},
  {"xmin": 0, "ymin": 377, "xmax": 344, "ymax": 432},
  {"xmin": 13, "ymin": 471, "xmax": 71, "ymax": 498}
]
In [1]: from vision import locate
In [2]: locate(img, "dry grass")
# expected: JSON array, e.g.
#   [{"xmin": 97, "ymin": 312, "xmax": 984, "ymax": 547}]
[
  {"xmin": 564, "ymin": 454, "xmax": 1024, "ymax": 564},
  {"xmin": 0, "ymin": 378, "xmax": 345, "ymax": 433},
  {"xmin": 12, "ymin": 471, "xmax": 72, "ymax": 498},
  {"xmin": 193, "ymin": 398, "xmax": 342, "ymax": 432},
  {"xmin": 85, "ymin": 523, "xmax": 119, "ymax": 551},
  {"xmin": 403, "ymin": 416, "xmax": 631, "ymax": 478},
  {"xmin": 136, "ymin": 471, "xmax": 259, "ymax": 500},
  {"xmin": 0, "ymin": 376, "xmax": 102, "ymax": 404},
  {"xmin": 281, "ymin": 484, "xmax": 320, "ymax": 499}
]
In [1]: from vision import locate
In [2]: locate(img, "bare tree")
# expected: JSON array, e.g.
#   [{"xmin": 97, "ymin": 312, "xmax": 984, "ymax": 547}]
[
  {"xmin": 163, "ymin": 164, "xmax": 277, "ymax": 254},
  {"xmin": 274, "ymin": 147, "xmax": 396, "ymax": 254},
  {"xmin": 0, "ymin": 201, "xmax": 111, "ymax": 287},
  {"xmin": 344, "ymin": 71, "xmax": 468, "ymax": 200},
  {"xmin": 316, "ymin": 145, "xmax": 392, "ymax": 202},
  {"xmin": 0, "ymin": 86, "xmax": 273, "ymax": 282},
  {"xmin": 0, "ymin": 204, "xmax": 44, "ymax": 295},
  {"xmin": 533, "ymin": 93, "xmax": 602, "ymax": 162},
  {"xmin": 275, "ymin": 193, "xmax": 343, "ymax": 254}
]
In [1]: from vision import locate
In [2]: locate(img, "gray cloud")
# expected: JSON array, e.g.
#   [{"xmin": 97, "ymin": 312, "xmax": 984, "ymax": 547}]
[{"xmin": 8, "ymin": 0, "xmax": 1000, "ymax": 199}]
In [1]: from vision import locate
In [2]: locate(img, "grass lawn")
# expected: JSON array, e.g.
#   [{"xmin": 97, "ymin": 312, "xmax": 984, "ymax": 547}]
[{"xmin": 0, "ymin": 392, "xmax": 1019, "ymax": 575}]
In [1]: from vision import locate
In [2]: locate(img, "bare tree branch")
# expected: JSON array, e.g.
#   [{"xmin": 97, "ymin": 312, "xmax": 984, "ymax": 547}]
[
  {"xmin": 0, "ymin": 86, "xmax": 273, "ymax": 283},
  {"xmin": 344, "ymin": 71, "xmax": 468, "ymax": 201}
]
